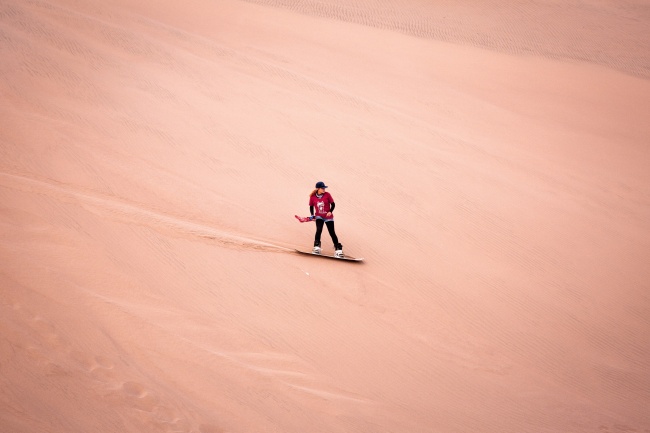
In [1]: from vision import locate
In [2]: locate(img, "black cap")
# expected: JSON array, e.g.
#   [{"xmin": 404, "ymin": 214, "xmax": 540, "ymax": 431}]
[{"xmin": 315, "ymin": 181, "xmax": 328, "ymax": 189}]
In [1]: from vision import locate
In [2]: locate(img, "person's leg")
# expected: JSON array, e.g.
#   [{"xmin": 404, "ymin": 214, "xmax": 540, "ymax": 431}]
[
  {"xmin": 313, "ymin": 219, "xmax": 324, "ymax": 252},
  {"xmin": 325, "ymin": 221, "xmax": 341, "ymax": 250}
]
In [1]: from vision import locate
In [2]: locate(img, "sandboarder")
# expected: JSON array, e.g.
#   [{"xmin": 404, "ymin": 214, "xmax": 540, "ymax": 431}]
[{"xmin": 308, "ymin": 181, "xmax": 343, "ymax": 257}]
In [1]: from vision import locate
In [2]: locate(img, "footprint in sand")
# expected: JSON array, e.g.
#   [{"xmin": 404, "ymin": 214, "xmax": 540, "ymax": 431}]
[
  {"xmin": 118, "ymin": 381, "xmax": 159, "ymax": 412},
  {"xmin": 112, "ymin": 382, "xmax": 199, "ymax": 431},
  {"xmin": 122, "ymin": 381, "xmax": 148, "ymax": 398}
]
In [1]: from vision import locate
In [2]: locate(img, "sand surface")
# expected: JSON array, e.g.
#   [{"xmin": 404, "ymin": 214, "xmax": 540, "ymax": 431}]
[{"xmin": 1, "ymin": 0, "xmax": 650, "ymax": 432}]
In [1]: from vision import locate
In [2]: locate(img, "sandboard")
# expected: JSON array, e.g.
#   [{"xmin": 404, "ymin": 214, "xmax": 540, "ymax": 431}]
[{"xmin": 295, "ymin": 249, "xmax": 364, "ymax": 262}]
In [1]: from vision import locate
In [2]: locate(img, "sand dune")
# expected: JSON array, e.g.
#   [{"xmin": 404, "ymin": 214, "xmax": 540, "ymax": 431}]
[{"xmin": 1, "ymin": 0, "xmax": 649, "ymax": 432}]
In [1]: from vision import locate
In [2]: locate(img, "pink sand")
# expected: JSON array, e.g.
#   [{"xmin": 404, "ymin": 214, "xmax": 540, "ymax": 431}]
[{"xmin": 2, "ymin": 0, "xmax": 649, "ymax": 432}]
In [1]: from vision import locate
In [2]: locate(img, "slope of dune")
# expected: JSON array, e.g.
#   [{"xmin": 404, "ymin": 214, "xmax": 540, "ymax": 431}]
[{"xmin": 1, "ymin": 0, "xmax": 649, "ymax": 432}]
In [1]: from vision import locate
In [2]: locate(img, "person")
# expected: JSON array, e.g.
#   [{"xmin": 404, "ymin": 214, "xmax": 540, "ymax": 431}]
[{"xmin": 309, "ymin": 181, "xmax": 343, "ymax": 257}]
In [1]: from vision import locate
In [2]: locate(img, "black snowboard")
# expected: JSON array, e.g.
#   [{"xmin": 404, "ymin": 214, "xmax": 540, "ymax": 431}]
[{"xmin": 295, "ymin": 249, "xmax": 363, "ymax": 262}]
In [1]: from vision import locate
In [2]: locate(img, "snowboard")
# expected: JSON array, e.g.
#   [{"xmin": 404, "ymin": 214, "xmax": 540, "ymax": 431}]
[{"xmin": 295, "ymin": 249, "xmax": 364, "ymax": 262}]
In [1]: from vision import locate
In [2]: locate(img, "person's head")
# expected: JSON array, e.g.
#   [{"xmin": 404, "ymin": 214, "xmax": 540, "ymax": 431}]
[
  {"xmin": 311, "ymin": 181, "xmax": 328, "ymax": 197},
  {"xmin": 315, "ymin": 181, "xmax": 328, "ymax": 195}
]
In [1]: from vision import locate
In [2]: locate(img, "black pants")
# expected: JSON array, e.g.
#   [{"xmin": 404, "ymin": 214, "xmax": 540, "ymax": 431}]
[{"xmin": 314, "ymin": 219, "xmax": 339, "ymax": 247}]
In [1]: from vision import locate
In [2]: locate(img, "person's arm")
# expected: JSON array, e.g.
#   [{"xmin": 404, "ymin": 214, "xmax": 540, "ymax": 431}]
[
  {"xmin": 330, "ymin": 202, "xmax": 335, "ymax": 212},
  {"xmin": 310, "ymin": 205, "xmax": 314, "ymax": 217}
]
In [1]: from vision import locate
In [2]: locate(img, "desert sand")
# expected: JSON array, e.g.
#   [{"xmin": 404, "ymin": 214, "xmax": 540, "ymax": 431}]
[{"xmin": 1, "ymin": 0, "xmax": 649, "ymax": 432}]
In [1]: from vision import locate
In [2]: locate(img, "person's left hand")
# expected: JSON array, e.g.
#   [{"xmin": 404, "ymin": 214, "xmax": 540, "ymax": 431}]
[{"xmin": 326, "ymin": 212, "xmax": 332, "ymax": 217}]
